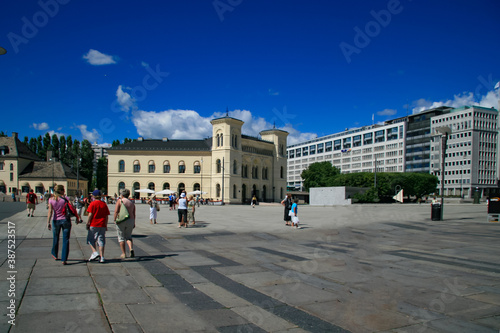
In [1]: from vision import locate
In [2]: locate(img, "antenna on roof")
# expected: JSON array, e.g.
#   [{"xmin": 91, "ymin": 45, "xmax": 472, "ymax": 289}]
[
  {"xmin": 226, "ymin": 107, "xmax": 229, "ymax": 117},
  {"xmin": 273, "ymin": 121, "xmax": 276, "ymax": 129}
]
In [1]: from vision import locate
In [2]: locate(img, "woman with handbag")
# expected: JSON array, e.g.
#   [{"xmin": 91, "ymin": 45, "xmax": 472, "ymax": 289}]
[
  {"xmin": 47, "ymin": 185, "xmax": 81, "ymax": 265},
  {"xmin": 148, "ymin": 195, "xmax": 158, "ymax": 224},
  {"xmin": 114, "ymin": 188, "xmax": 136, "ymax": 259}
]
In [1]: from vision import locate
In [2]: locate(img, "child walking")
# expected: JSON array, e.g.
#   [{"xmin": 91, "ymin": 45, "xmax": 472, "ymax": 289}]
[{"xmin": 291, "ymin": 199, "xmax": 301, "ymax": 229}]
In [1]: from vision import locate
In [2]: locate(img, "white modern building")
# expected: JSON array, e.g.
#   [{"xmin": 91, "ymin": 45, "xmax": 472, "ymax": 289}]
[
  {"xmin": 287, "ymin": 119, "xmax": 406, "ymax": 190},
  {"xmin": 430, "ymin": 106, "xmax": 498, "ymax": 198}
]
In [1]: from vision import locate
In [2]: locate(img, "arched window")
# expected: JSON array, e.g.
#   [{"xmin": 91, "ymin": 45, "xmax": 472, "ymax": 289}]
[
  {"xmin": 216, "ymin": 184, "xmax": 221, "ymax": 197},
  {"xmin": 118, "ymin": 182, "xmax": 125, "ymax": 192},
  {"xmin": 194, "ymin": 161, "xmax": 201, "ymax": 174},
  {"xmin": 133, "ymin": 182, "xmax": 140, "ymax": 199},
  {"xmin": 163, "ymin": 161, "xmax": 170, "ymax": 173},
  {"xmin": 262, "ymin": 185, "xmax": 267, "ymax": 202},
  {"xmin": 119, "ymin": 160, "xmax": 125, "ymax": 172},
  {"xmin": 216, "ymin": 159, "xmax": 221, "ymax": 173},
  {"xmin": 178, "ymin": 161, "xmax": 185, "ymax": 173},
  {"xmin": 10, "ymin": 163, "xmax": 14, "ymax": 171},
  {"xmin": 233, "ymin": 184, "xmax": 237, "ymax": 198},
  {"xmin": 193, "ymin": 183, "xmax": 200, "ymax": 191},
  {"xmin": 148, "ymin": 182, "xmax": 155, "ymax": 194},
  {"xmin": 262, "ymin": 167, "xmax": 265, "ymax": 179},
  {"xmin": 178, "ymin": 183, "xmax": 185, "ymax": 194},
  {"xmin": 233, "ymin": 160, "xmax": 237, "ymax": 174},
  {"xmin": 133, "ymin": 160, "xmax": 140, "ymax": 173},
  {"xmin": 148, "ymin": 160, "xmax": 155, "ymax": 173},
  {"xmin": 220, "ymin": 133, "xmax": 223, "ymax": 146}
]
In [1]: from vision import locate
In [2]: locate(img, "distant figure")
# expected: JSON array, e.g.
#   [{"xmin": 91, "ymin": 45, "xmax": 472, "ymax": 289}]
[
  {"xmin": 74, "ymin": 195, "xmax": 84, "ymax": 220},
  {"xmin": 187, "ymin": 195, "xmax": 196, "ymax": 225},
  {"xmin": 252, "ymin": 195, "xmax": 257, "ymax": 208},
  {"xmin": 281, "ymin": 194, "xmax": 292, "ymax": 226},
  {"xmin": 291, "ymin": 198, "xmax": 301, "ymax": 229},
  {"xmin": 431, "ymin": 197, "xmax": 438, "ymax": 204},
  {"xmin": 26, "ymin": 189, "xmax": 38, "ymax": 217},
  {"xmin": 86, "ymin": 190, "xmax": 110, "ymax": 263},
  {"xmin": 177, "ymin": 192, "xmax": 188, "ymax": 228},
  {"xmin": 148, "ymin": 195, "xmax": 158, "ymax": 224}
]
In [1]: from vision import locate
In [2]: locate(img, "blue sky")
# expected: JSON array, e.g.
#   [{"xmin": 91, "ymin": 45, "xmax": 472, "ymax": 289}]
[{"xmin": 1, "ymin": 0, "xmax": 499, "ymax": 146}]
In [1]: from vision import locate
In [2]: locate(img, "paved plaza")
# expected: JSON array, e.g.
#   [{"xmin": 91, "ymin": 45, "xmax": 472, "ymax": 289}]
[{"xmin": 1, "ymin": 201, "xmax": 500, "ymax": 332}]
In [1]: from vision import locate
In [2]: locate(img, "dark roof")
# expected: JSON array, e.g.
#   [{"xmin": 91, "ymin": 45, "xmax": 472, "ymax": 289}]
[
  {"xmin": 108, "ymin": 138, "xmax": 213, "ymax": 152},
  {"xmin": 241, "ymin": 134, "xmax": 273, "ymax": 144},
  {"xmin": 19, "ymin": 161, "xmax": 87, "ymax": 181},
  {"xmin": 0, "ymin": 136, "xmax": 41, "ymax": 161}
]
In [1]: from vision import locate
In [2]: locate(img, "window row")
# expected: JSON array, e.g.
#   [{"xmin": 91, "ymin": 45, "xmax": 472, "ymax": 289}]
[{"xmin": 119, "ymin": 160, "xmax": 201, "ymax": 174}]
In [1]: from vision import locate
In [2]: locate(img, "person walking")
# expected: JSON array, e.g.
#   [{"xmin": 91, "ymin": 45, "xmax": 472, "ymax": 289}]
[
  {"xmin": 47, "ymin": 185, "xmax": 81, "ymax": 265},
  {"xmin": 148, "ymin": 195, "xmax": 158, "ymax": 224},
  {"xmin": 26, "ymin": 189, "xmax": 38, "ymax": 217},
  {"xmin": 252, "ymin": 195, "xmax": 257, "ymax": 208},
  {"xmin": 177, "ymin": 192, "xmax": 188, "ymax": 228},
  {"xmin": 113, "ymin": 188, "xmax": 136, "ymax": 259},
  {"xmin": 291, "ymin": 198, "xmax": 301, "ymax": 229},
  {"xmin": 86, "ymin": 190, "xmax": 110, "ymax": 263},
  {"xmin": 187, "ymin": 195, "xmax": 196, "ymax": 225},
  {"xmin": 281, "ymin": 194, "xmax": 292, "ymax": 226},
  {"xmin": 74, "ymin": 195, "xmax": 84, "ymax": 220}
]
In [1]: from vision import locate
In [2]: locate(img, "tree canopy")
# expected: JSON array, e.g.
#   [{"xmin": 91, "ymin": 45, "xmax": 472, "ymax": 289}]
[{"xmin": 300, "ymin": 162, "xmax": 341, "ymax": 191}]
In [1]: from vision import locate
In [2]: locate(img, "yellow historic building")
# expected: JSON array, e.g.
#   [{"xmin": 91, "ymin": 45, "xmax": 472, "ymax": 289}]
[
  {"xmin": 107, "ymin": 116, "xmax": 288, "ymax": 203},
  {"xmin": 0, "ymin": 132, "xmax": 88, "ymax": 199}
]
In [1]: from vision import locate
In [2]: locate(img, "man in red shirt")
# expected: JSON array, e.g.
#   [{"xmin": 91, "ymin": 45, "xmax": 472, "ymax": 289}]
[
  {"xmin": 26, "ymin": 189, "xmax": 38, "ymax": 217},
  {"xmin": 86, "ymin": 190, "xmax": 110, "ymax": 263}
]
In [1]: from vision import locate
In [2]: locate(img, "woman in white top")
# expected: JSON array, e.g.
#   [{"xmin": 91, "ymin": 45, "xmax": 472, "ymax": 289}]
[
  {"xmin": 177, "ymin": 192, "xmax": 188, "ymax": 228},
  {"xmin": 148, "ymin": 195, "xmax": 157, "ymax": 224}
]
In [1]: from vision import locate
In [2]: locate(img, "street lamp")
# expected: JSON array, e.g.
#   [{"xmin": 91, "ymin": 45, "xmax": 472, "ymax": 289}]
[
  {"xmin": 436, "ymin": 126, "xmax": 451, "ymax": 220},
  {"xmin": 76, "ymin": 156, "xmax": 81, "ymax": 196}
]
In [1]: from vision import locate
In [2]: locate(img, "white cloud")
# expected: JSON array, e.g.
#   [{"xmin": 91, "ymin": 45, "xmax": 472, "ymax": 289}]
[
  {"xmin": 116, "ymin": 85, "xmax": 135, "ymax": 112},
  {"xmin": 130, "ymin": 108, "xmax": 315, "ymax": 145},
  {"xmin": 76, "ymin": 124, "xmax": 101, "ymax": 143},
  {"xmin": 132, "ymin": 110, "xmax": 212, "ymax": 139},
  {"xmin": 412, "ymin": 89, "xmax": 499, "ymax": 114},
  {"xmin": 47, "ymin": 130, "xmax": 66, "ymax": 138},
  {"xmin": 268, "ymin": 89, "xmax": 280, "ymax": 96},
  {"xmin": 377, "ymin": 109, "xmax": 397, "ymax": 116},
  {"xmin": 83, "ymin": 49, "xmax": 117, "ymax": 65},
  {"xmin": 32, "ymin": 122, "xmax": 49, "ymax": 130}
]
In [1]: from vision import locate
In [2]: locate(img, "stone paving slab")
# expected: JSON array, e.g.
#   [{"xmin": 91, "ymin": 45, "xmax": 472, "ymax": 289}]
[{"xmin": 1, "ymin": 202, "xmax": 500, "ymax": 332}]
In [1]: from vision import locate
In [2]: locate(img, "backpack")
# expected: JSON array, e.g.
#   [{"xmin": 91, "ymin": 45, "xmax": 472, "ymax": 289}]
[
  {"xmin": 62, "ymin": 197, "xmax": 79, "ymax": 222},
  {"xmin": 116, "ymin": 199, "xmax": 130, "ymax": 223}
]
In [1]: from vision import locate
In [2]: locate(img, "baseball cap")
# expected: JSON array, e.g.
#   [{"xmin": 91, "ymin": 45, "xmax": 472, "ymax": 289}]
[{"xmin": 92, "ymin": 189, "xmax": 102, "ymax": 196}]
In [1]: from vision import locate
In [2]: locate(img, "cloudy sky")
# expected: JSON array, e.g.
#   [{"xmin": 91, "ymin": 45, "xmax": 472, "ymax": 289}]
[{"xmin": 1, "ymin": 0, "xmax": 499, "ymax": 146}]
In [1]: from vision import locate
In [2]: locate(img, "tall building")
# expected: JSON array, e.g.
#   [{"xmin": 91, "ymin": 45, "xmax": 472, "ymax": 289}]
[
  {"xmin": 405, "ymin": 106, "xmax": 453, "ymax": 173},
  {"xmin": 287, "ymin": 119, "xmax": 406, "ymax": 191},
  {"xmin": 430, "ymin": 106, "xmax": 498, "ymax": 198},
  {"xmin": 107, "ymin": 116, "xmax": 288, "ymax": 203}
]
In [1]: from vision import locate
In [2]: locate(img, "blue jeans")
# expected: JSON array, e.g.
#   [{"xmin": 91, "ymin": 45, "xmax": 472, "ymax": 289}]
[{"xmin": 52, "ymin": 219, "xmax": 71, "ymax": 261}]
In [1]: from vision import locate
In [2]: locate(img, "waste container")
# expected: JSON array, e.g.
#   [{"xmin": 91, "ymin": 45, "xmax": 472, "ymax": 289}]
[
  {"xmin": 473, "ymin": 188, "xmax": 481, "ymax": 204},
  {"xmin": 431, "ymin": 203, "xmax": 442, "ymax": 221}
]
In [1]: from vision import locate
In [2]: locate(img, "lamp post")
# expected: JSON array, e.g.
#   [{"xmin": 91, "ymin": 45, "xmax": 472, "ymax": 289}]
[
  {"xmin": 200, "ymin": 158, "xmax": 203, "ymax": 198},
  {"xmin": 437, "ymin": 126, "xmax": 451, "ymax": 220},
  {"xmin": 76, "ymin": 156, "xmax": 81, "ymax": 196}
]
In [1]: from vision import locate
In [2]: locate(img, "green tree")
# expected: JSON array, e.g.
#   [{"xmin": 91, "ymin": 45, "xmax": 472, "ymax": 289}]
[
  {"xmin": 52, "ymin": 134, "xmax": 60, "ymax": 160},
  {"xmin": 300, "ymin": 162, "xmax": 341, "ymax": 191},
  {"xmin": 59, "ymin": 135, "xmax": 66, "ymax": 163},
  {"xmin": 36, "ymin": 135, "xmax": 44, "ymax": 159},
  {"xmin": 96, "ymin": 157, "xmax": 108, "ymax": 193}
]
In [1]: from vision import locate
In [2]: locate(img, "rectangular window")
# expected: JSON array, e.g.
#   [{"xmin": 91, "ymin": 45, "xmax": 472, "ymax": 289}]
[
  {"xmin": 386, "ymin": 127, "xmax": 398, "ymax": 141},
  {"xmin": 364, "ymin": 133, "xmax": 373, "ymax": 145},
  {"xmin": 179, "ymin": 165, "xmax": 186, "ymax": 173},
  {"xmin": 334, "ymin": 140, "xmax": 341, "ymax": 151},
  {"xmin": 302, "ymin": 147, "xmax": 308, "ymax": 156},
  {"xmin": 296, "ymin": 148, "xmax": 301, "ymax": 157},
  {"xmin": 325, "ymin": 141, "xmax": 333, "ymax": 152},
  {"xmin": 375, "ymin": 130, "xmax": 385, "ymax": 143},
  {"xmin": 133, "ymin": 165, "xmax": 140, "ymax": 173},
  {"xmin": 289, "ymin": 150, "xmax": 294, "ymax": 158},
  {"xmin": 194, "ymin": 165, "xmax": 201, "ymax": 173},
  {"xmin": 149, "ymin": 165, "xmax": 155, "ymax": 173},
  {"xmin": 317, "ymin": 143, "xmax": 324, "ymax": 154},
  {"xmin": 343, "ymin": 137, "xmax": 351, "ymax": 149},
  {"xmin": 309, "ymin": 145, "xmax": 316, "ymax": 155},
  {"xmin": 163, "ymin": 165, "xmax": 170, "ymax": 173},
  {"xmin": 353, "ymin": 135, "xmax": 361, "ymax": 147}
]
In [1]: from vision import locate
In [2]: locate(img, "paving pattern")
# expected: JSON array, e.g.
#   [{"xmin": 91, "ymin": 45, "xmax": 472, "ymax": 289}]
[{"xmin": 1, "ymin": 201, "xmax": 499, "ymax": 332}]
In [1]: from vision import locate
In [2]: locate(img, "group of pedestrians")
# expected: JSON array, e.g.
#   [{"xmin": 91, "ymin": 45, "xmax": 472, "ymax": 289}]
[
  {"xmin": 281, "ymin": 194, "xmax": 300, "ymax": 229},
  {"xmin": 47, "ymin": 186, "xmax": 136, "ymax": 265},
  {"xmin": 147, "ymin": 192, "xmax": 196, "ymax": 227}
]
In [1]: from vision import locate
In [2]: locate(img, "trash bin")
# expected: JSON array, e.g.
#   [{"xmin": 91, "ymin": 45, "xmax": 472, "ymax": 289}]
[{"xmin": 431, "ymin": 203, "xmax": 442, "ymax": 221}]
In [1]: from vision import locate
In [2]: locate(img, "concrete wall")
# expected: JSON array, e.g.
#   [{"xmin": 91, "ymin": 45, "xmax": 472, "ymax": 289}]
[{"xmin": 310, "ymin": 187, "xmax": 352, "ymax": 206}]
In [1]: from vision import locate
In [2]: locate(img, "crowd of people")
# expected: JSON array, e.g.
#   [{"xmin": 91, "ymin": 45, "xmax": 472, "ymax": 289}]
[{"xmin": 23, "ymin": 186, "xmax": 300, "ymax": 265}]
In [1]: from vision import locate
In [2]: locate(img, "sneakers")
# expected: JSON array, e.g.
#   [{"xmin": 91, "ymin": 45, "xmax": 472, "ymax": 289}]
[
  {"xmin": 100, "ymin": 257, "xmax": 105, "ymax": 263},
  {"xmin": 88, "ymin": 252, "xmax": 99, "ymax": 262},
  {"xmin": 130, "ymin": 250, "xmax": 135, "ymax": 258}
]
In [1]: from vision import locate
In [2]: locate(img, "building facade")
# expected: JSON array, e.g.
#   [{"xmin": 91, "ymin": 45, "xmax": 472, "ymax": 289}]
[
  {"xmin": 0, "ymin": 133, "xmax": 88, "ymax": 198},
  {"xmin": 287, "ymin": 120, "xmax": 406, "ymax": 190},
  {"xmin": 430, "ymin": 106, "xmax": 498, "ymax": 198},
  {"xmin": 107, "ymin": 116, "xmax": 288, "ymax": 203}
]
